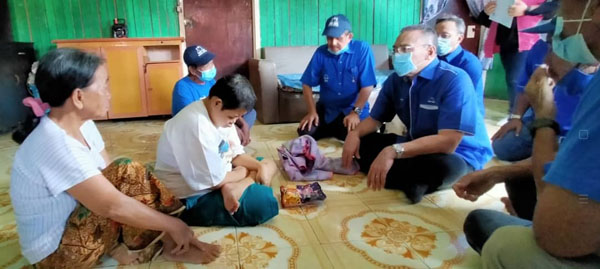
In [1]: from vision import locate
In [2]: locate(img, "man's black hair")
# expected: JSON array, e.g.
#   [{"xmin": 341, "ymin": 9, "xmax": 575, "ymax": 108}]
[{"xmin": 209, "ymin": 74, "xmax": 256, "ymax": 111}]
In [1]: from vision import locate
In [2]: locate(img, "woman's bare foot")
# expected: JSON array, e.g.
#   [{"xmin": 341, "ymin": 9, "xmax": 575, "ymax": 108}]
[
  {"xmin": 500, "ymin": 197, "xmax": 517, "ymax": 216},
  {"xmin": 162, "ymin": 234, "xmax": 221, "ymax": 264},
  {"xmin": 221, "ymin": 183, "xmax": 241, "ymax": 214}
]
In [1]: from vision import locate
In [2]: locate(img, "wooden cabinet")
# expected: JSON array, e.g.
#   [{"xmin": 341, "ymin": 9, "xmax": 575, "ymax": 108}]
[
  {"xmin": 145, "ymin": 62, "xmax": 182, "ymax": 115},
  {"xmin": 53, "ymin": 38, "xmax": 184, "ymax": 119}
]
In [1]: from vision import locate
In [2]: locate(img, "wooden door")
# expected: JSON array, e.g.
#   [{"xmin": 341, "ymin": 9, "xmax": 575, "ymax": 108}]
[
  {"xmin": 425, "ymin": 0, "xmax": 482, "ymax": 55},
  {"xmin": 145, "ymin": 62, "xmax": 182, "ymax": 115},
  {"xmin": 102, "ymin": 46, "xmax": 148, "ymax": 119},
  {"xmin": 183, "ymin": 0, "xmax": 253, "ymax": 77}
]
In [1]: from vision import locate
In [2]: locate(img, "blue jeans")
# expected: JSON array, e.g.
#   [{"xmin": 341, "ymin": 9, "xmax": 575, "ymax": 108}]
[
  {"xmin": 492, "ymin": 115, "xmax": 534, "ymax": 161},
  {"xmin": 500, "ymin": 50, "xmax": 529, "ymax": 112},
  {"xmin": 464, "ymin": 209, "xmax": 532, "ymax": 254}
]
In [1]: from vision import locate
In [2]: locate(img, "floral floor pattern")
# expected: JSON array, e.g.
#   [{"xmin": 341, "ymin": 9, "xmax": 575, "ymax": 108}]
[{"xmin": 0, "ymin": 100, "xmax": 511, "ymax": 268}]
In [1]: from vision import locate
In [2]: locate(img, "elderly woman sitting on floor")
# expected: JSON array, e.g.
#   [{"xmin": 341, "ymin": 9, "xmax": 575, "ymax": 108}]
[{"xmin": 9, "ymin": 48, "xmax": 222, "ymax": 268}]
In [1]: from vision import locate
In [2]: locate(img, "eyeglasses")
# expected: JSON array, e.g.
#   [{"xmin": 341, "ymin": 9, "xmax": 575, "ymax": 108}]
[{"xmin": 391, "ymin": 44, "xmax": 432, "ymax": 54}]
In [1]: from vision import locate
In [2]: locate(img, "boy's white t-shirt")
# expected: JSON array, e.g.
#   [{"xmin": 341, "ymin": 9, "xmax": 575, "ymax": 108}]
[
  {"xmin": 155, "ymin": 100, "xmax": 244, "ymax": 198},
  {"xmin": 10, "ymin": 117, "xmax": 106, "ymax": 263}
]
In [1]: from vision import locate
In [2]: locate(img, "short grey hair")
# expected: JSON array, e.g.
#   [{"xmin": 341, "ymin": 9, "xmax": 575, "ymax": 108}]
[
  {"xmin": 435, "ymin": 14, "xmax": 466, "ymax": 35},
  {"xmin": 400, "ymin": 24, "xmax": 438, "ymax": 47}
]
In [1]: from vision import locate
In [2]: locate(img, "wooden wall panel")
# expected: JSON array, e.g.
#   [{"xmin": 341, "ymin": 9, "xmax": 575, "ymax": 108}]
[
  {"xmin": 7, "ymin": 0, "xmax": 180, "ymax": 58},
  {"xmin": 260, "ymin": 0, "xmax": 421, "ymax": 49}
]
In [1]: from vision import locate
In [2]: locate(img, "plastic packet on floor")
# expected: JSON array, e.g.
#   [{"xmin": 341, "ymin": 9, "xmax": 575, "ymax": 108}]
[{"xmin": 280, "ymin": 182, "xmax": 327, "ymax": 208}]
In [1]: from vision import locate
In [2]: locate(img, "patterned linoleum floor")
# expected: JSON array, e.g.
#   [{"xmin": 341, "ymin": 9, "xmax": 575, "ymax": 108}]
[{"xmin": 0, "ymin": 99, "xmax": 511, "ymax": 269}]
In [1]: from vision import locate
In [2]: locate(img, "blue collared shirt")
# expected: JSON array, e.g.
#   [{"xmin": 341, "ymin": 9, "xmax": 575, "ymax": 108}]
[
  {"xmin": 370, "ymin": 59, "xmax": 493, "ymax": 170},
  {"xmin": 172, "ymin": 76, "xmax": 216, "ymax": 115},
  {"xmin": 545, "ymin": 72, "xmax": 600, "ymax": 202},
  {"xmin": 301, "ymin": 40, "xmax": 377, "ymax": 123},
  {"xmin": 439, "ymin": 45, "xmax": 485, "ymax": 117}
]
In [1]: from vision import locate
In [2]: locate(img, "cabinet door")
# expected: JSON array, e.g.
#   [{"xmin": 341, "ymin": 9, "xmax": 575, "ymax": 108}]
[
  {"xmin": 145, "ymin": 62, "xmax": 182, "ymax": 116},
  {"xmin": 102, "ymin": 46, "xmax": 147, "ymax": 118}
]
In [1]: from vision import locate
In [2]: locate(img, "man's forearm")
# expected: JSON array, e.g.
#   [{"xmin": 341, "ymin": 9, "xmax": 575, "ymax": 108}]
[
  {"xmin": 353, "ymin": 86, "xmax": 373, "ymax": 111},
  {"xmin": 401, "ymin": 133, "xmax": 462, "ymax": 158},
  {"xmin": 232, "ymin": 154, "xmax": 261, "ymax": 171},
  {"xmin": 302, "ymin": 84, "xmax": 316, "ymax": 113},
  {"xmin": 354, "ymin": 117, "xmax": 381, "ymax": 137},
  {"xmin": 512, "ymin": 93, "xmax": 531, "ymax": 116},
  {"xmin": 531, "ymin": 128, "xmax": 558, "ymax": 191}
]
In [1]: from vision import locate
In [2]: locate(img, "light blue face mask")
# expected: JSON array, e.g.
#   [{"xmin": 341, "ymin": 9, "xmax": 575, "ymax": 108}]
[
  {"xmin": 552, "ymin": 2, "xmax": 599, "ymax": 65},
  {"xmin": 392, "ymin": 52, "xmax": 417, "ymax": 77},
  {"xmin": 198, "ymin": 66, "xmax": 217, "ymax": 82},
  {"xmin": 328, "ymin": 45, "xmax": 349, "ymax": 55},
  {"xmin": 437, "ymin": 37, "xmax": 453, "ymax": 56}
]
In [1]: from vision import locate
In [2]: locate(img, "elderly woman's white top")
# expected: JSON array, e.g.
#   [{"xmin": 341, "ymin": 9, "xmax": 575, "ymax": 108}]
[{"xmin": 10, "ymin": 116, "xmax": 106, "ymax": 263}]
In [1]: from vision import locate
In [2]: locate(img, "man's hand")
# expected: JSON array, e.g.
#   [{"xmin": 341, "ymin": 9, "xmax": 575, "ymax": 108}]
[
  {"xmin": 452, "ymin": 168, "xmax": 503, "ymax": 201},
  {"xmin": 525, "ymin": 65, "xmax": 556, "ymax": 119},
  {"xmin": 343, "ymin": 112, "xmax": 360, "ymax": 132},
  {"xmin": 299, "ymin": 111, "xmax": 319, "ymax": 131},
  {"xmin": 342, "ymin": 131, "xmax": 361, "ymax": 169},
  {"xmin": 508, "ymin": 0, "xmax": 528, "ymax": 17},
  {"xmin": 484, "ymin": 1, "xmax": 497, "ymax": 16},
  {"xmin": 491, "ymin": 118, "xmax": 523, "ymax": 140},
  {"xmin": 367, "ymin": 146, "xmax": 395, "ymax": 191}
]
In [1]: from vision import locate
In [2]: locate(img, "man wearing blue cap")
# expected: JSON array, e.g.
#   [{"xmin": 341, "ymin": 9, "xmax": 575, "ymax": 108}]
[
  {"xmin": 173, "ymin": 45, "xmax": 257, "ymax": 146},
  {"xmin": 298, "ymin": 14, "xmax": 377, "ymax": 141}
]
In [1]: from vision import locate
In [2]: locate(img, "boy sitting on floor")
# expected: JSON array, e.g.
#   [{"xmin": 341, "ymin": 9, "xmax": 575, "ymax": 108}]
[{"xmin": 155, "ymin": 74, "xmax": 278, "ymax": 226}]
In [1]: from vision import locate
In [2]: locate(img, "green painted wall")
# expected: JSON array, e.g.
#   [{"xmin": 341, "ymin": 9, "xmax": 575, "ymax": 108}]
[
  {"xmin": 260, "ymin": 0, "xmax": 421, "ymax": 48},
  {"xmin": 485, "ymin": 54, "xmax": 509, "ymax": 100},
  {"xmin": 8, "ymin": 0, "xmax": 180, "ymax": 58}
]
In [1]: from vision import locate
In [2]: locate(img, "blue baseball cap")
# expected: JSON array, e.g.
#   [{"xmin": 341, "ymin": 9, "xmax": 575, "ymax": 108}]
[
  {"xmin": 322, "ymin": 14, "xmax": 352, "ymax": 37},
  {"xmin": 183, "ymin": 45, "xmax": 215, "ymax": 66}
]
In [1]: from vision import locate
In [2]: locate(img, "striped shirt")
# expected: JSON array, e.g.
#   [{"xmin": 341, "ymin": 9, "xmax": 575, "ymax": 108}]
[{"xmin": 10, "ymin": 117, "xmax": 106, "ymax": 263}]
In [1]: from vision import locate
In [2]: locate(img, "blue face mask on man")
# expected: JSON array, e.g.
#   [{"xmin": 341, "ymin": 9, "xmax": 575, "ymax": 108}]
[
  {"xmin": 328, "ymin": 45, "xmax": 349, "ymax": 56},
  {"xmin": 552, "ymin": 1, "xmax": 599, "ymax": 65},
  {"xmin": 198, "ymin": 66, "xmax": 217, "ymax": 82},
  {"xmin": 392, "ymin": 52, "xmax": 417, "ymax": 77},
  {"xmin": 437, "ymin": 37, "xmax": 453, "ymax": 56}
]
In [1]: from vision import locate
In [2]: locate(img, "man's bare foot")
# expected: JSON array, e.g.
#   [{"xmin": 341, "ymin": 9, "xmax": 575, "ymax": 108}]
[
  {"xmin": 258, "ymin": 159, "xmax": 277, "ymax": 186},
  {"xmin": 221, "ymin": 183, "xmax": 241, "ymax": 214},
  {"xmin": 162, "ymin": 234, "xmax": 221, "ymax": 264},
  {"xmin": 500, "ymin": 197, "xmax": 517, "ymax": 216}
]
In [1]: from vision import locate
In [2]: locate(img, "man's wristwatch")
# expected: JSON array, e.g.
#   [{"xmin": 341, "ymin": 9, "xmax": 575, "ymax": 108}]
[
  {"xmin": 529, "ymin": 118, "xmax": 560, "ymax": 138},
  {"xmin": 508, "ymin": 114, "xmax": 521, "ymax": 120},
  {"xmin": 353, "ymin": 106, "xmax": 363, "ymax": 115},
  {"xmin": 392, "ymin": 143, "xmax": 405, "ymax": 159}
]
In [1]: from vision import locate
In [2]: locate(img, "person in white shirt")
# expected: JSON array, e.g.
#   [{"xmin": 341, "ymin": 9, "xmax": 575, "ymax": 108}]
[
  {"xmin": 155, "ymin": 74, "xmax": 279, "ymax": 226},
  {"xmin": 10, "ymin": 48, "xmax": 221, "ymax": 268}
]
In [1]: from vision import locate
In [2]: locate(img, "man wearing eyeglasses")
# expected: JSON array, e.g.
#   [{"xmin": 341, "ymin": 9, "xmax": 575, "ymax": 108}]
[
  {"xmin": 341, "ymin": 24, "xmax": 492, "ymax": 204},
  {"xmin": 298, "ymin": 14, "xmax": 377, "ymax": 141}
]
